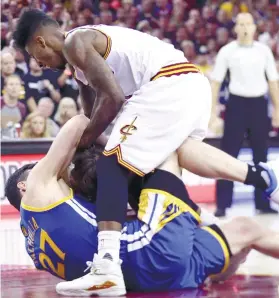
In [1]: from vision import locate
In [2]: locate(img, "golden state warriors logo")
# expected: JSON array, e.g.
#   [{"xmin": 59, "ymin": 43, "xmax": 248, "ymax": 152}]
[{"xmin": 120, "ymin": 117, "xmax": 137, "ymax": 143}]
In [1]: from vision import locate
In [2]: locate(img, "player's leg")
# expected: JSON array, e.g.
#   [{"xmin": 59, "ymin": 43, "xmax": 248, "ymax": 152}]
[
  {"xmin": 123, "ymin": 168, "xmax": 201, "ymax": 291},
  {"xmin": 219, "ymin": 216, "xmax": 279, "ymax": 258},
  {"xmin": 97, "ymin": 72, "xmax": 210, "ymax": 258},
  {"xmin": 56, "ymin": 69, "xmax": 209, "ymax": 296},
  {"xmin": 208, "ymin": 216, "xmax": 279, "ymax": 283},
  {"xmin": 177, "ymin": 138, "xmax": 279, "ymax": 204},
  {"xmin": 189, "ymin": 215, "xmax": 279, "ymax": 287}
]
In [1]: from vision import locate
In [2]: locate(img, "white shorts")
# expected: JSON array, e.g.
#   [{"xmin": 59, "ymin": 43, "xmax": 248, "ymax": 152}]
[{"xmin": 104, "ymin": 67, "xmax": 212, "ymax": 176}]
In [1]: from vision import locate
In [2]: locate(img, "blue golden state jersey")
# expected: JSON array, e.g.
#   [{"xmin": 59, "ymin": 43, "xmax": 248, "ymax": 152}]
[
  {"xmin": 20, "ymin": 172, "xmax": 231, "ymax": 291},
  {"xmin": 20, "ymin": 190, "xmax": 98, "ymax": 281}
]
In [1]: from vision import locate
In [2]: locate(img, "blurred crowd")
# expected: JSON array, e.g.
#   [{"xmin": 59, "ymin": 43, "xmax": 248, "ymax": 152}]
[{"xmin": 1, "ymin": 0, "xmax": 279, "ymax": 139}]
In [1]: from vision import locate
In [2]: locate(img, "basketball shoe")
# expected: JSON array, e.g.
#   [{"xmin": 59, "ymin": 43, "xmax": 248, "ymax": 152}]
[{"xmin": 56, "ymin": 254, "xmax": 126, "ymax": 296}]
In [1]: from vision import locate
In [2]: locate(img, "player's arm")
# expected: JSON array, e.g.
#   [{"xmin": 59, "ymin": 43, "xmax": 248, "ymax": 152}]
[
  {"xmin": 67, "ymin": 64, "xmax": 96, "ymax": 119},
  {"xmin": 63, "ymin": 30, "xmax": 125, "ymax": 147},
  {"xmin": 28, "ymin": 114, "xmax": 89, "ymax": 182}
]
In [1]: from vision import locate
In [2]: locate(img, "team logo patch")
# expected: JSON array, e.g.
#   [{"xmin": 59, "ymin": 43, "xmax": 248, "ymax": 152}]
[{"xmin": 120, "ymin": 117, "xmax": 137, "ymax": 143}]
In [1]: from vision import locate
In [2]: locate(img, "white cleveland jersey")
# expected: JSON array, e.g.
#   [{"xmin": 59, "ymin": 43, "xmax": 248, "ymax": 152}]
[{"xmin": 65, "ymin": 25, "xmax": 187, "ymax": 97}]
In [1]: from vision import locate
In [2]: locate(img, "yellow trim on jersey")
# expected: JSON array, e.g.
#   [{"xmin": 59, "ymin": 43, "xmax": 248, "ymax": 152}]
[
  {"xmin": 202, "ymin": 226, "xmax": 230, "ymax": 274},
  {"xmin": 103, "ymin": 146, "xmax": 145, "ymax": 177},
  {"xmin": 21, "ymin": 188, "xmax": 73, "ymax": 212},
  {"xmin": 151, "ymin": 63, "xmax": 200, "ymax": 81},
  {"xmin": 138, "ymin": 188, "xmax": 201, "ymax": 233}
]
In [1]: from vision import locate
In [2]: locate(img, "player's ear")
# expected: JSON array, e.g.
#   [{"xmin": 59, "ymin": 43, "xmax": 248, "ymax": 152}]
[
  {"xmin": 17, "ymin": 181, "xmax": 26, "ymax": 192},
  {"xmin": 36, "ymin": 36, "xmax": 46, "ymax": 48}
]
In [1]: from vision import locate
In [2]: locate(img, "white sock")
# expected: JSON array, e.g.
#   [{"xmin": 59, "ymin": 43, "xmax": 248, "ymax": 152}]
[{"xmin": 97, "ymin": 231, "xmax": 121, "ymax": 262}]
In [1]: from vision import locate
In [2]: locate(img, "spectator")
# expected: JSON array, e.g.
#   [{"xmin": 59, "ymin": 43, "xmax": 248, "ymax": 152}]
[
  {"xmin": 136, "ymin": 19, "xmax": 152, "ymax": 32},
  {"xmin": 1, "ymin": 22, "xmax": 9, "ymax": 49},
  {"xmin": 219, "ymin": 0, "xmax": 249, "ymax": 20},
  {"xmin": 23, "ymin": 58, "xmax": 61, "ymax": 112},
  {"xmin": 195, "ymin": 27, "xmax": 208, "ymax": 53},
  {"xmin": 130, "ymin": 6, "xmax": 139, "ymax": 21},
  {"xmin": 151, "ymin": 28, "xmax": 171, "ymax": 43},
  {"xmin": 1, "ymin": 74, "xmax": 26, "ymax": 137},
  {"xmin": 115, "ymin": 7, "xmax": 126, "ymax": 25},
  {"xmin": 54, "ymin": 97, "xmax": 78, "ymax": 127},
  {"xmin": 21, "ymin": 112, "xmax": 50, "ymax": 139},
  {"xmin": 188, "ymin": 9, "xmax": 201, "ymax": 26},
  {"xmin": 206, "ymin": 22, "xmax": 218, "ymax": 39},
  {"xmin": 216, "ymin": 8, "xmax": 234, "ymax": 30},
  {"xmin": 171, "ymin": 0, "xmax": 187, "ymax": 25},
  {"xmin": 216, "ymin": 27, "xmax": 230, "ymax": 50},
  {"xmin": 207, "ymin": 38, "xmax": 218, "ymax": 63},
  {"xmin": 122, "ymin": 0, "xmax": 133, "ymax": 13},
  {"xmin": 180, "ymin": 40, "xmax": 197, "ymax": 62},
  {"xmin": 1, "ymin": 51, "xmax": 24, "ymax": 95},
  {"xmin": 155, "ymin": 0, "xmax": 172, "ymax": 17},
  {"xmin": 138, "ymin": 0, "xmax": 155, "ymax": 21},
  {"xmin": 196, "ymin": 46, "xmax": 212, "ymax": 78},
  {"xmin": 174, "ymin": 26, "xmax": 188, "ymax": 48},
  {"xmin": 202, "ymin": 5, "xmax": 216, "ymax": 23},
  {"xmin": 57, "ymin": 65, "xmax": 79, "ymax": 101},
  {"xmin": 76, "ymin": 12, "xmax": 87, "ymax": 27},
  {"xmin": 37, "ymin": 97, "xmax": 60, "ymax": 137},
  {"xmin": 100, "ymin": 10, "xmax": 113, "ymax": 25},
  {"xmin": 14, "ymin": 49, "xmax": 28, "ymax": 75},
  {"xmin": 185, "ymin": 19, "xmax": 196, "ymax": 41}
]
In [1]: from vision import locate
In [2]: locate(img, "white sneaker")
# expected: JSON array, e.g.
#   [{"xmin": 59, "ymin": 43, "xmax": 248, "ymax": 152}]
[
  {"xmin": 56, "ymin": 254, "xmax": 126, "ymax": 296},
  {"xmin": 260, "ymin": 160, "xmax": 279, "ymax": 204}
]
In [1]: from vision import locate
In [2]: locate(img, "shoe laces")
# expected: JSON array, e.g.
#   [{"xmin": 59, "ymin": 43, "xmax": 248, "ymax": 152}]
[{"xmin": 84, "ymin": 261, "xmax": 102, "ymax": 275}]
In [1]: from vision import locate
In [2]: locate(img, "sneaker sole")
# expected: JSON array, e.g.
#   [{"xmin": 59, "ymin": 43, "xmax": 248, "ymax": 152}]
[{"xmin": 56, "ymin": 286, "xmax": 126, "ymax": 297}]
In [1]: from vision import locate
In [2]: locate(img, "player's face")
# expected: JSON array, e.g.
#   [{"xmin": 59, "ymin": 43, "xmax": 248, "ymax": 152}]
[{"xmin": 26, "ymin": 37, "xmax": 66, "ymax": 70}]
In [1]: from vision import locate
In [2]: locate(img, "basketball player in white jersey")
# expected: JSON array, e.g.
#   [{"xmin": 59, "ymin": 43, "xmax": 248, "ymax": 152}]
[{"xmin": 13, "ymin": 9, "xmax": 279, "ymax": 296}]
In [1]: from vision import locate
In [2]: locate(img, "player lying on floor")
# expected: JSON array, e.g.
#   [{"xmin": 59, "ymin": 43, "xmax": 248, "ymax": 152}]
[{"xmin": 5, "ymin": 114, "xmax": 279, "ymax": 296}]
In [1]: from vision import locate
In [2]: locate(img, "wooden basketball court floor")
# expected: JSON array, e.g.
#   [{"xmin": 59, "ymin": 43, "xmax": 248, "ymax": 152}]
[{"xmin": 2, "ymin": 203, "xmax": 279, "ymax": 298}]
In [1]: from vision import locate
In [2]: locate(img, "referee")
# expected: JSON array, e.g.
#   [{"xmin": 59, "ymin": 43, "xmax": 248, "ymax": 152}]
[{"xmin": 210, "ymin": 13, "xmax": 279, "ymax": 217}]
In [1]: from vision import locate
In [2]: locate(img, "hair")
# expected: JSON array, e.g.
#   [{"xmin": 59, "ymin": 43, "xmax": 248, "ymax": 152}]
[
  {"xmin": 4, "ymin": 74, "xmax": 22, "ymax": 86},
  {"xmin": 5, "ymin": 163, "xmax": 36, "ymax": 211},
  {"xmin": 70, "ymin": 144, "xmax": 144, "ymax": 210},
  {"xmin": 12, "ymin": 9, "xmax": 59, "ymax": 51},
  {"xmin": 70, "ymin": 145, "xmax": 104, "ymax": 203},
  {"xmin": 21, "ymin": 112, "xmax": 50, "ymax": 138}
]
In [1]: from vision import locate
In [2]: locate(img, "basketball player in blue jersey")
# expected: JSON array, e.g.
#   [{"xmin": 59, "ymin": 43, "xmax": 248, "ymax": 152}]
[
  {"xmin": 5, "ymin": 117, "xmax": 279, "ymax": 296},
  {"xmin": 12, "ymin": 9, "xmax": 279, "ymax": 295}
]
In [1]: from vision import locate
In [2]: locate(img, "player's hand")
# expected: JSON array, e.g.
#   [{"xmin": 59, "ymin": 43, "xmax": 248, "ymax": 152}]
[
  {"xmin": 272, "ymin": 108, "xmax": 279, "ymax": 128},
  {"xmin": 208, "ymin": 114, "xmax": 224, "ymax": 136}
]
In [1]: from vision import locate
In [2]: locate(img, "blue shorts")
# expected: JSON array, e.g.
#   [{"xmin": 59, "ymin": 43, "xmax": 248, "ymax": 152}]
[{"xmin": 120, "ymin": 171, "xmax": 231, "ymax": 291}]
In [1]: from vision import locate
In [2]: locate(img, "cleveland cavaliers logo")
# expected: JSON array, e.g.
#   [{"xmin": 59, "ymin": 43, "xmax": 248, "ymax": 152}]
[{"xmin": 120, "ymin": 117, "xmax": 137, "ymax": 143}]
